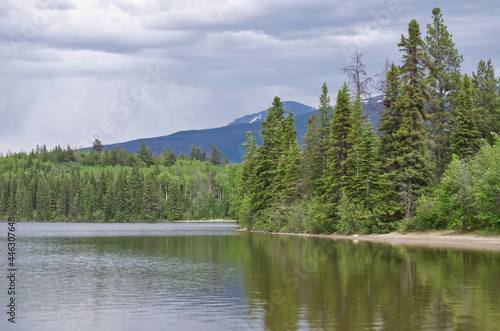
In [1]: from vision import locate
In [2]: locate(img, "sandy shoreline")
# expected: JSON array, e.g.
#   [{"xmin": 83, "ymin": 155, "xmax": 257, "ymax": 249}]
[
  {"xmin": 243, "ymin": 229, "xmax": 500, "ymax": 251},
  {"xmin": 171, "ymin": 219, "xmax": 237, "ymax": 223}
]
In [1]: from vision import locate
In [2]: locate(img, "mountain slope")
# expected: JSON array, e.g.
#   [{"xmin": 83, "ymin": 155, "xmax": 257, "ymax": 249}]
[
  {"xmin": 227, "ymin": 101, "xmax": 317, "ymax": 126},
  {"xmin": 103, "ymin": 101, "xmax": 317, "ymax": 163},
  {"xmin": 102, "ymin": 98, "xmax": 383, "ymax": 164}
]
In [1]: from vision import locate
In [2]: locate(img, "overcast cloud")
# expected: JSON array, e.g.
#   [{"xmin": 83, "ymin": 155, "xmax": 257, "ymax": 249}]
[{"xmin": 1, "ymin": 0, "xmax": 499, "ymax": 154}]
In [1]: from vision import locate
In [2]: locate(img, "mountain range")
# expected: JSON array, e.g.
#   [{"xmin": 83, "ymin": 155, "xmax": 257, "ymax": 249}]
[{"xmin": 101, "ymin": 97, "xmax": 384, "ymax": 163}]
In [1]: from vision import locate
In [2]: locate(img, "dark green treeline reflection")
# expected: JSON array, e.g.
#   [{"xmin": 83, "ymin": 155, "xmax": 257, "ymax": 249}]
[
  {"xmin": 75, "ymin": 231, "xmax": 500, "ymax": 330},
  {"xmin": 238, "ymin": 232, "xmax": 500, "ymax": 331}
]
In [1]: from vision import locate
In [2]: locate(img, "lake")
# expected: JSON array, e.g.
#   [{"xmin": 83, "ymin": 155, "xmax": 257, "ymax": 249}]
[{"xmin": 1, "ymin": 222, "xmax": 499, "ymax": 330}]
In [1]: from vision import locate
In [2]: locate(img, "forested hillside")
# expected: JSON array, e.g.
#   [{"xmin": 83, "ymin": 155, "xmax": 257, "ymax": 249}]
[
  {"xmin": 235, "ymin": 8, "xmax": 500, "ymax": 234},
  {"xmin": 0, "ymin": 143, "xmax": 240, "ymax": 222}
]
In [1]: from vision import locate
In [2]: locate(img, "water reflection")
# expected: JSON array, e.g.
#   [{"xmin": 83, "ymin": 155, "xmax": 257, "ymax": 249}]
[
  {"xmin": 239, "ymin": 232, "xmax": 500, "ymax": 330},
  {"xmin": 0, "ymin": 223, "xmax": 498, "ymax": 330}
]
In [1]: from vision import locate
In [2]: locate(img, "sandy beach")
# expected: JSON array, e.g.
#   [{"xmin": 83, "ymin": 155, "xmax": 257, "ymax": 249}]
[
  {"xmin": 245, "ymin": 229, "xmax": 500, "ymax": 251},
  {"xmin": 171, "ymin": 219, "xmax": 237, "ymax": 223}
]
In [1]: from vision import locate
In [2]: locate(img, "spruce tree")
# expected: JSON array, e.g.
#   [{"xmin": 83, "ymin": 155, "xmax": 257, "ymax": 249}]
[
  {"xmin": 128, "ymin": 166, "xmax": 142, "ymax": 219},
  {"xmin": 450, "ymin": 75, "xmax": 482, "ymax": 159},
  {"xmin": 425, "ymin": 7, "xmax": 464, "ymax": 177},
  {"xmin": 7, "ymin": 175, "xmax": 16, "ymax": 216},
  {"xmin": 274, "ymin": 110, "xmax": 301, "ymax": 205},
  {"xmin": 302, "ymin": 114, "xmax": 320, "ymax": 194},
  {"xmin": 379, "ymin": 63, "xmax": 402, "ymax": 168},
  {"xmin": 189, "ymin": 145, "xmax": 202, "ymax": 161},
  {"xmin": 0, "ymin": 173, "xmax": 6, "ymax": 216},
  {"xmin": 138, "ymin": 142, "xmax": 155, "ymax": 166},
  {"xmin": 358, "ymin": 122, "xmax": 381, "ymax": 211},
  {"xmin": 392, "ymin": 19, "xmax": 433, "ymax": 220},
  {"xmin": 323, "ymin": 83, "xmax": 351, "ymax": 207},
  {"xmin": 208, "ymin": 145, "xmax": 222, "ymax": 166},
  {"xmin": 302, "ymin": 83, "xmax": 332, "ymax": 196},
  {"xmin": 251, "ymin": 97, "xmax": 285, "ymax": 213},
  {"xmin": 240, "ymin": 132, "xmax": 257, "ymax": 190},
  {"xmin": 472, "ymin": 59, "xmax": 499, "ymax": 143},
  {"xmin": 166, "ymin": 181, "xmax": 183, "ymax": 220},
  {"xmin": 344, "ymin": 94, "xmax": 365, "ymax": 202}
]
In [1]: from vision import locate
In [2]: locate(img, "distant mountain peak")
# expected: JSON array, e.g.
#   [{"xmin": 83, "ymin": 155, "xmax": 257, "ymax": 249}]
[{"xmin": 227, "ymin": 101, "xmax": 317, "ymax": 126}]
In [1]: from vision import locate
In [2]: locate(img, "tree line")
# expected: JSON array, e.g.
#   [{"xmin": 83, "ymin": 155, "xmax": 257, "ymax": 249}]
[
  {"xmin": 0, "ymin": 143, "xmax": 239, "ymax": 222},
  {"xmin": 235, "ymin": 8, "xmax": 500, "ymax": 233}
]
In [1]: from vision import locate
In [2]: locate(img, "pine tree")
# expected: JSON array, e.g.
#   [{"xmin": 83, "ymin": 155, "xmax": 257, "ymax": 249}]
[
  {"xmin": 323, "ymin": 83, "xmax": 352, "ymax": 206},
  {"xmin": 391, "ymin": 19, "xmax": 433, "ymax": 220},
  {"xmin": 58, "ymin": 173, "xmax": 70, "ymax": 218},
  {"xmin": 302, "ymin": 114, "xmax": 320, "ymax": 194},
  {"xmin": 35, "ymin": 174, "xmax": 48, "ymax": 220},
  {"xmin": 358, "ymin": 123, "xmax": 381, "ymax": 211},
  {"xmin": 161, "ymin": 147, "xmax": 177, "ymax": 167},
  {"xmin": 138, "ymin": 142, "xmax": 155, "ymax": 166},
  {"xmin": 102, "ymin": 170, "xmax": 115, "ymax": 221},
  {"xmin": 302, "ymin": 83, "xmax": 332, "ymax": 196},
  {"xmin": 128, "ymin": 166, "xmax": 143, "ymax": 219},
  {"xmin": 424, "ymin": 7, "xmax": 464, "ymax": 177},
  {"xmin": 379, "ymin": 63, "xmax": 403, "ymax": 167},
  {"xmin": 189, "ymin": 145, "xmax": 202, "ymax": 161},
  {"xmin": 0, "ymin": 173, "xmax": 6, "ymax": 216},
  {"xmin": 274, "ymin": 110, "xmax": 301, "ymax": 205},
  {"xmin": 472, "ymin": 59, "xmax": 499, "ymax": 144},
  {"xmin": 144, "ymin": 172, "xmax": 161, "ymax": 218},
  {"xmin": 7, "ymin": 175, "xmax": 16, "ymax": 216},
  {"xmin": 208, "ymin": 145, "xmax": 222, "ymax": 166},
  {"xmin": 344, "ymin": 95, "xmax": 365, "ymax": 202},
  {"xmin": 92, "ymin": 139, "xmax": 103, "ymax": 152},
  {"xmin": 450, "ymin": 75, "xmax": 482, "ymax": 159},
  {"xmin": 114, "ymin": 169, "xmax": 129, "ymax": 220},
  {"xmin": 240, "ymin": 132, "xmax": 257, "ymax": 190},
  {"xmin": 166, "ymin": 181, "xmax": 183, "ymax": 220},
  {"xmin": 85, "ymin": 173, "xmax": 98, "ymax": 220},
  {"xmin": 251, "ymin": 97, "xmax": 285, "ymax": 213}
]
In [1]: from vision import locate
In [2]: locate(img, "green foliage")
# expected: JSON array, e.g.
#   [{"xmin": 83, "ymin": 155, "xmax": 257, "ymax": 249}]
[
  {"xmin": 337, "ymin": 190, "xmax": 359, "ymax": 234},
  {"xmin": 0, "ymin": 145, "xmax": 237, "ymax": 222},
  {"xmin": 321, "ymin": 83, "xmax": 352, "ymax": 209},
  {"xmin": 415, "ymin": 136, "xmax": 500, "ymax": 231},
  {"xmin": 424, "ymin": 7, "xmax": 464, "ymax": 178},
  {"xmin": 450, "ymin": 75, "xmax": 482, "ymax": 159},
  {"xmin": 302, "ymin": 82, "xmax": 333, "ymax": 196},
  {"xmin": 208, "ymin": 144, "xmax": 222, "ymax": 166},
  {"xmin": 472, "ymin": 59, "xmax": 500, "ymax": 144}
]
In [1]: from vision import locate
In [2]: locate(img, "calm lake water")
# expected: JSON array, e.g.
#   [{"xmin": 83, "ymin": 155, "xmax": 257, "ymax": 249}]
[{"xmin": 1, "ymin": 222, "xmax": 499, "ymax": 331}]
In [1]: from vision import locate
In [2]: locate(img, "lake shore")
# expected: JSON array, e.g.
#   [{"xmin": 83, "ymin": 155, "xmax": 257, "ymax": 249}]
[
  {"xmin": 171, "ymin": 219, "xmax": 237, "ymax": 223},
  {"xmin": 242, "ymin": 229, "xmax": 500, "ymax": 251}
]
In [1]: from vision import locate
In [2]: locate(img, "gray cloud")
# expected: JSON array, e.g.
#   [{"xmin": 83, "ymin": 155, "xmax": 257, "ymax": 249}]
[{"xmin": 1, "ymin": 0, "xmax": 499, "ymax": 154}]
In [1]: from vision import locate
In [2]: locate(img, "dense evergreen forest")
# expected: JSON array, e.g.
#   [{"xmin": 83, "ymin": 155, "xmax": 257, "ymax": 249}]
[
  {"xmin": 0, "ymin": 142, "xmax": 240, "ymax": 222},
  {"xmin": 236, "ymin": 8, "xmax": 500, "ymax": 233},
  {"xmin": 1, "ymin": 8, "xmax": 499, "ymax": 233}
]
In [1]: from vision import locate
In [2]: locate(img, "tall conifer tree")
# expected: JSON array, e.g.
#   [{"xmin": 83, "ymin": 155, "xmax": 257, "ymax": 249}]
[
  {"xmin": 450, "ymin": 75, "xmax": 482, "ymax": 159},
  {"xmin": 391, "ymin": 19, "xmax": 433, "ymax": 220},
  {"xmin": 322, "ymin": 83, "xmax": 352, "ymax": 214},
  {"xmin": 472, "ymin": 59, "xmax": 500, "ymax": 143},
  {"xmin": 251, "ymin": 97, "xmax": 285, "ymax": 213},
  {"xmin": 425, "ymin": 7, "xmax": 463, "ymax": 177}
]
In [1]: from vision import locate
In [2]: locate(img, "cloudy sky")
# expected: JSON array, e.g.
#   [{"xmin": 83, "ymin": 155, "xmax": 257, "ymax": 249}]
[{"xmin": 1, "ymin": 0, "xmax": 498, "ymax": 154}]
